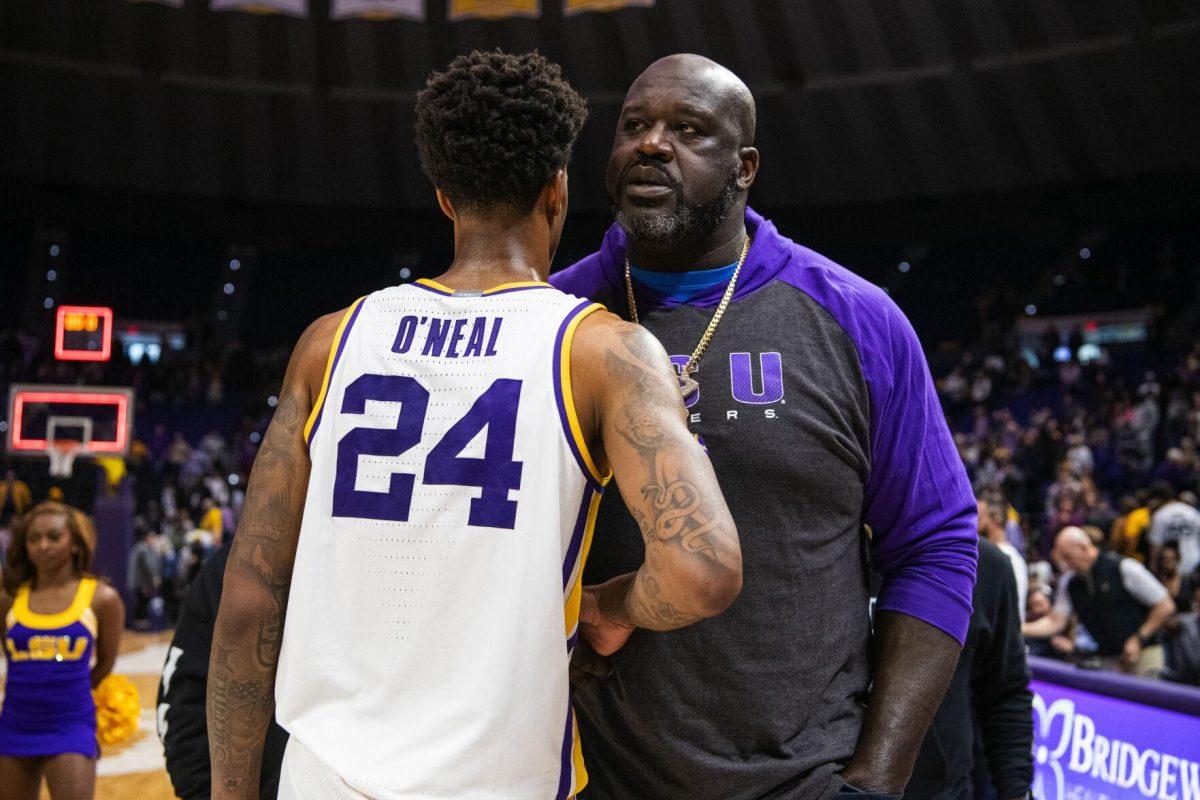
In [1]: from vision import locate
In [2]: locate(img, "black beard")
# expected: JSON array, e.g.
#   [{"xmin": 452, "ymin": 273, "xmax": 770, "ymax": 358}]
[{"xmin": 612, "ymin": 171, "xmax": 740, "ymax": 246}]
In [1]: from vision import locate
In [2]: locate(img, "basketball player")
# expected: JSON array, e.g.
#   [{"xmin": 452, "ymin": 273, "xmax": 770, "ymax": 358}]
[{"xmin": 207, "ymin": 50, "xmax": 742, "ymax": 800}]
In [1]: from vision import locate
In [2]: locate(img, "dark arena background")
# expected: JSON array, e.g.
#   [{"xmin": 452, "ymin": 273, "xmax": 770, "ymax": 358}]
[{"xmin": 1, "ymin": 1, "xmax": 1199, "ymax": 799}]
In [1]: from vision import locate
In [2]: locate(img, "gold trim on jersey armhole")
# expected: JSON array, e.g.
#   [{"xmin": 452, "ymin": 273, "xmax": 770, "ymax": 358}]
[
  {"xmin": 563, "ymin": 490, "xmax": 603, "ymax": 639},
  {"xmin": 14, "ymin": 577, "xmax": 97, "ymax": 630},
  {"xmin": 303, "ymin": 297, "xmax": 367, "ymax": 446},
  {"xmin": 559, "ymin": 303, "xmax": 612, "ymax": 488},
  {"xmin": 571, "ymin": 708, "xmax": 588, "ymax": 796}
]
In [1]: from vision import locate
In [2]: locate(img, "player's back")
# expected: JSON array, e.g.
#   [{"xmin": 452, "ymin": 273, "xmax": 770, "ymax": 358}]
[{"xmin": 276, "ymin": 279, "xmax": 607, "ymax": 800}]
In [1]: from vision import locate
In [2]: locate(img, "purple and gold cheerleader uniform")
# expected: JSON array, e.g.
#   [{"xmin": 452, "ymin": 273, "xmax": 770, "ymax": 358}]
[{"xmin": 0, "ymin": 577, "xmax": 99, "ymax": 758}]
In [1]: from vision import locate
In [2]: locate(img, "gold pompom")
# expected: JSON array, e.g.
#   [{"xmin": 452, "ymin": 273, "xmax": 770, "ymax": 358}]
[{"xmin": 93, "ymin": 674, "xmax": 141, "ymax": 746}]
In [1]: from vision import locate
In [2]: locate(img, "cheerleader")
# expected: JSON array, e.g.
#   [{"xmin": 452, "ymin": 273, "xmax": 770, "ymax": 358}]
[{"xmin": 0, "ymin": 501, "xmax": 124, "ymax": 800}]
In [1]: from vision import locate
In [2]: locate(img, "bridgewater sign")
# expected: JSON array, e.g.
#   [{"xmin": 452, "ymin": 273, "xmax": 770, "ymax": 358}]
[{"xmin": 1032, "ymin": 679, "xmax": 1200, "ymax": 800}]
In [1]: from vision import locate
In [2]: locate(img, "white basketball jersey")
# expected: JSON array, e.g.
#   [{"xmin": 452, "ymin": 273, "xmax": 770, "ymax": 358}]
[{"xmin": 276, "ymin": 279, "xmax": 609, "ymax": 800}]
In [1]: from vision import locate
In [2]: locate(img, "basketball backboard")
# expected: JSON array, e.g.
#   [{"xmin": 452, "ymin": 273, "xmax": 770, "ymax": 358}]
[{"xmin": 6, "ymin": 384, "xmax": 135, "ymax": 458}]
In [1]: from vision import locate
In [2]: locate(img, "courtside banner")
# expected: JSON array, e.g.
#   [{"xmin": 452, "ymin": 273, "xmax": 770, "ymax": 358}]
[
  {"xmin": 448, "ymin": 0, "xmax": 538, "ymax": 21},
  {"xmin": 210, "ymin": 0, "xmax": 308, "ymax": 16},
  {"xmin": 564, "ymin": 0, "xmax": 653, "ymax": 15},
  {"xmin": 1031, "ymin": 679, "xmax": 1200, "ymax": 800},
  {"xmin": 332, "ymin": 0, "xmax": 424, "ymax": 19}
]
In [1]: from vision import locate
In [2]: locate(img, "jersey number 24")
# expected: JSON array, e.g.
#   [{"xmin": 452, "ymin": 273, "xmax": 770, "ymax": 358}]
[{"xmin": 332, "ymin": 374, "xmax": 523, "ymax": 529}]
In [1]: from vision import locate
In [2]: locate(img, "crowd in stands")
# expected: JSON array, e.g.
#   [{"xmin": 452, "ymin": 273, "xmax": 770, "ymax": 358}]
[
  {"xmin": 0, "ymin": 325, "xmax": 285, "ymax": 629},
  {"xmin": 944, "ymin": 335, "xmax": 1200, "ymax": 684},
  {"xmin": 2, "ymin": 311, "xmax": 1200, "ymax": 684}
]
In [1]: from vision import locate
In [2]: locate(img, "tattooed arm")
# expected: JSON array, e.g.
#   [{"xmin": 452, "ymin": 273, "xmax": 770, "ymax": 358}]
[
  {"xmin": 571, "ymin": 313, "xmax": 741, "ymax": 655},
  {"xmin": 207, "ymin": 310, "xmax": 342, "ymax": 800}
]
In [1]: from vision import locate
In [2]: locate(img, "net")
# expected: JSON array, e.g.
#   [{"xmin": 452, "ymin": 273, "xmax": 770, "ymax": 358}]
[
  {"xmin": 48, "ymin": 440, "xmax": 83, "ymax": 478},
  {"xmin": 46, "ymin": 415, "xmax": 93, "ymax": 478}
]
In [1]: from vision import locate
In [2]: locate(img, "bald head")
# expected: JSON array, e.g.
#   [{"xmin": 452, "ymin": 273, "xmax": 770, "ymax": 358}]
[
  {"xmin": 606, "ymin": 53, "xmax": 761, "ymax": 253},
  {"xmin": 630, "ymin": 54, "xmax": 756, "ymax": 143},
  {"xmin": 1053, "ymin": 526, "xmax": 1098, "ymax": 573}
]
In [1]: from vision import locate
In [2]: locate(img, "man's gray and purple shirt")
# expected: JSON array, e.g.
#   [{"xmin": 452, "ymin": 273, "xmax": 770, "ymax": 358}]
[{"xmin": 551, "ymin": 208, "xmax": 978, "ymax": 800}]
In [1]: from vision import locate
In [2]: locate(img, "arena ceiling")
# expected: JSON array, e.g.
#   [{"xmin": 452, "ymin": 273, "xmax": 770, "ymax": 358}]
[{"xmin": 1, "ymin": 0, "xmax": 1198, "ymax": 214}]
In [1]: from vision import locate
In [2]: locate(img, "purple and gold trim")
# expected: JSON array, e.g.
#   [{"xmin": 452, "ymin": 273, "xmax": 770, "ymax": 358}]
[
  {"xmin": 303, "ymin": 296, "xmax": 366, "ymax": 447},
  {"xmin": 553, "ymin": 300, "xmax": 610, "ymax": 493},
  {"xmin": 413, "ymin": 278, "xmax": 553, "ymax": 297}
]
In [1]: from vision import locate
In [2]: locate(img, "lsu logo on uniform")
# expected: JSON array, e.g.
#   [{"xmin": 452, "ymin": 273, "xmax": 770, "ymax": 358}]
[{"xmin": 6, "ymin": 634, "xmax": 88, "ymax": 662}]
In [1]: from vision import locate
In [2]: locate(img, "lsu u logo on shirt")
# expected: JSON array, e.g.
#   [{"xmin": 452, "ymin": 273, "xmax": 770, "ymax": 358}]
[
  {"xmin": 670, "ymin": 352, "xmax": 785, "ymax": 409},
  {"xmin": 6, "ymin": 635, "xmax": 88, "ymax": 662}
]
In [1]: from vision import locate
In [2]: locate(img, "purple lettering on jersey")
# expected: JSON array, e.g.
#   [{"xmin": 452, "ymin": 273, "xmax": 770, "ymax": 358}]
[
  {"xmin": 332, "ymin": 374, "xmax": 429, "ymax": 522},
  {"xmin": 446, "ymin": 318, "xmax": 469, "ymax": 358},
  {"xmin": 392, "ymin": 315, "xmax": 419, "ymax": 354},
  {"xmin": 485, "ymin": 317, "xmax": 503, "ymax": 356},
  {"xmin": 422, "ymin": 318, "xmax": 451, "ymax": 357},
  {"xmin": 463, "ymin": 318, "xmax": 487, "ymax": 357},
  {"xmin": 424, "ymin": 378, "xmax": 523, "ymax": 528},
  {"xmin": 730, "ymin": 352, "xmax": 784, "ymax": 404}
]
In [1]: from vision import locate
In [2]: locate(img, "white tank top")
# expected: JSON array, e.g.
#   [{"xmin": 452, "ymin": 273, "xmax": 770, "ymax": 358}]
[{"xmin": 276, "ymin": 279, "xmax": 608, "ymax": 800}]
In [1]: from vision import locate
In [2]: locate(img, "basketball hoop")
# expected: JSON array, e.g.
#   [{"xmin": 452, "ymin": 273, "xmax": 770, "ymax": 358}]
[
  {"xmin": 46, "ymin": 416, "xmax": 93, "ymax": 479},
  {"xmin": 48, "ymin": 440, "xmax": 83, "ymax": 478}
]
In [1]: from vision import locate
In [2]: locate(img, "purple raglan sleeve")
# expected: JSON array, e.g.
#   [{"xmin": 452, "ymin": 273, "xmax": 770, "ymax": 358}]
[
  {"xmin": 781, "ymin": 249, "xmax": 977, "ymax": 644},
  {"xmin": 860, "ymin": 295, "xmax": 978, "ymax": 644}
]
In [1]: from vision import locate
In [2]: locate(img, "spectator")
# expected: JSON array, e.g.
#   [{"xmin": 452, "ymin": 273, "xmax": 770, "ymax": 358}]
[
  {"xmin": 1024, "ymin": 586, "xmax": 1075, "ymax": 661},
  {"xmin": 978, "ymin": 498, "xmax": 1028, "ymax": 622},
  {"xmin": 1023, "ymin": 527, "xmax": 1175, "ymax": 677},
  {"xmin": 127, "ymin": 528, "xmax": 163, "ymax": 630},
  {"xmin": 1112, "ymin": 494, "xmax": 1152, "ymax": 564},
  {"xmin": 1154, "ymin": 447, "xmax": 1194, "ymax": 493},
  {"xmin": 198, "ymin": 498, "xmax": 224, "ymax": 546},
  {"xmin": 0, "ymin": 467, "xmax": 33, "ymax": 528},
  {"xmin": 1148, "ymin": 482, "xmax": 1200, "ymax": 574},
  {"xmin": 1155, "ymin": 542, "xmax": 1197, "ymax": 613}
]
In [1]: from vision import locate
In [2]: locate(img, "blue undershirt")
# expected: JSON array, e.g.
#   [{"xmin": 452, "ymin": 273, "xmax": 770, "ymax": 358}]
[{"xmin": 628, "ymin": 262, "xmax": 739, "ymax": 305}]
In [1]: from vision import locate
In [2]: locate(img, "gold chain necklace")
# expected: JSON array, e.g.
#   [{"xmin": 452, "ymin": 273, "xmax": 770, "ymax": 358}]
[{"xmin": 624, "ymin": 234, "xmax": 751, "ymax": 401}]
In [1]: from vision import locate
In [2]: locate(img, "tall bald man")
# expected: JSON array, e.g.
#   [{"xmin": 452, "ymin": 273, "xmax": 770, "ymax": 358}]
[
  {"xmin": 1024, "ymin": 526, "xmax": 1175, "ymax": 677},
  {"xmin": 553, "ymin": 55, "xmax": 977, "ymax": 799}
]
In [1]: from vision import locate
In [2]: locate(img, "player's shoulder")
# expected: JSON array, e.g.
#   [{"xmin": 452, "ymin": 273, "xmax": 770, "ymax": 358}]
[
  {"xmin": 572, "ymin": 308, "xmax": 662, "ymax": 365},
  {"xmin": 293, "ymin": 304, "xmax": 357, "ymax": 365},
  {"xmin": 91, "ymin": 579, "xmax": 123, "ymax": 612}
]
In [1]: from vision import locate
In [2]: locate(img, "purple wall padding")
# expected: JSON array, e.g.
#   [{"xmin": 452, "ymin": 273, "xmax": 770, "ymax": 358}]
[
  {"xmin": 1029, "ymin": 655, "xmax": 1200, "ymax": 716},
  {"xmin": 92, "ymin": 476, "xmax": 135, "ymax": 610}
]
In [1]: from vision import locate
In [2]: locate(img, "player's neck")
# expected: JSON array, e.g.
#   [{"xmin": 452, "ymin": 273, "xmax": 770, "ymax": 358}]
[{"xmin": 438, "ymin": 215, "xmax": 552, "ymax": 290}]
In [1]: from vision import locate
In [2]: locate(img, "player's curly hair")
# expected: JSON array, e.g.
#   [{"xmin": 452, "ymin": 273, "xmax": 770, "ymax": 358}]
[{"xmin": 415, "ymin": 49, "xmax": 588, "ymax": 218}]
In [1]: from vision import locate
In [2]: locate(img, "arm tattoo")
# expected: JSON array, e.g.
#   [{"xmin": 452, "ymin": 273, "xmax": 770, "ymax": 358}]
[
  {"xmin": 209, "ymin": 366, "xmax": 314, "ymax": 796},
  {"xmin": 598, "ymin": 328, "xmax": 739, "ymax": 629}
]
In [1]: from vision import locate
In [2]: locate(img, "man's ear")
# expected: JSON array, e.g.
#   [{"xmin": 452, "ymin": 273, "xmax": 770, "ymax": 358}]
[
  {"xmin": 542, "ymin": 170, "xmax": 568, "ymax": 226},
  {"xmin": 737, "ymin": 147, "xmax": 760, "ymax": 191},
  {"xmin": 436, "ymin": 188, "xmax": 457, "ymax": 221}
]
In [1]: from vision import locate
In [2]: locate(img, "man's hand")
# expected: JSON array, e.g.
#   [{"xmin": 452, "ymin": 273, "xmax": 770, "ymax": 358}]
[
  {"xmin": 580, "ymin": 581, "xmax": 636, "ymax": 656},
  {"xmin": 1049, "ymin": 634, "xmax": 1075, "ymax": 655},
  {"xmin": 1121, "ymin": 635, "xmax": 1142, "ymax": 670}
]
